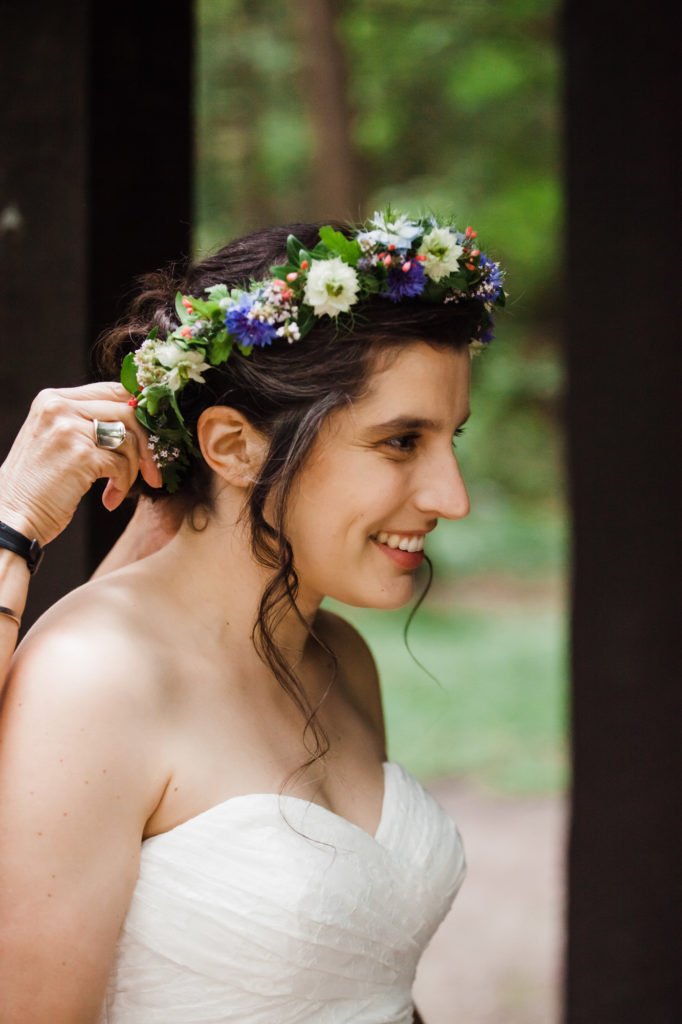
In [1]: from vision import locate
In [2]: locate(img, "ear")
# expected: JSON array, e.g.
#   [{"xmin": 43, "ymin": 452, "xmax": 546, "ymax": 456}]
[{"xmin": 196, "ymin": 406, "xmax": 267, "ymax": 488}]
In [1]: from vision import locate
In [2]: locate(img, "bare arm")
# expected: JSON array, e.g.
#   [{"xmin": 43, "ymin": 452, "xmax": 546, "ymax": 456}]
[
  {"xmin": 0, "ymin": 382, "xmax": 164, "ymax": 692},
  {"xmin": 0, "ymin": 619, "xmax": 168, "ymax": 1022},
  {"xmin": 0, "ymin": 549, "xmax": 30, "ymax": 686}
]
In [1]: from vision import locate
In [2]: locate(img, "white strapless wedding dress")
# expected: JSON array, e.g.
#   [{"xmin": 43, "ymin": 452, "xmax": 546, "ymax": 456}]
[{"xmin": 99, "ymin": 761, "xmax": 466, "ymax": 1023}]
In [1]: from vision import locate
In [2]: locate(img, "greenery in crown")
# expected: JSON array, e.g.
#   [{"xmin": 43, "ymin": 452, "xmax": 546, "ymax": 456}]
[{"xmin": 121, "ymin": 207, "xmax": 506, "ymax": 492}]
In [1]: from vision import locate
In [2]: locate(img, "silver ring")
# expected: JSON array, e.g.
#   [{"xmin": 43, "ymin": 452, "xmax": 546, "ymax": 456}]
[{"xmin": 93, "ymin": 419, "xmax": 127, "ymax": 450}]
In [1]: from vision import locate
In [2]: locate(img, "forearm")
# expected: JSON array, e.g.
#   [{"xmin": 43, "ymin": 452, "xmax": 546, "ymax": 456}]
[{"xmin": 0, "ymin": 548, "xmax": 30, "ymax": 690}]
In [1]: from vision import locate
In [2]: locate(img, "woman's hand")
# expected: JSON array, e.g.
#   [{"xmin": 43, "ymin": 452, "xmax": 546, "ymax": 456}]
[{"xmin": 0, "ymin": 381, "xmax": 163, "ymax": 546}]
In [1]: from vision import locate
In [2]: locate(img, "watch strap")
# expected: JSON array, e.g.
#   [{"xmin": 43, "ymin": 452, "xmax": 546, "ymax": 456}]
[{"xmin": 0, "ymin": 520, "xmax": 45, "ymax": 575}]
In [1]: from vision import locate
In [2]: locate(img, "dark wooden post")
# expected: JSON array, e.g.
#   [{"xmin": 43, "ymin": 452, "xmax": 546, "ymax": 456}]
[
  {"xmin": 0, "ymin": 1, "xmax": 193, "ymax": 631},
  {"xmin": 563, "ymin": 2, "xmax": 682, "ymax": 1021}
]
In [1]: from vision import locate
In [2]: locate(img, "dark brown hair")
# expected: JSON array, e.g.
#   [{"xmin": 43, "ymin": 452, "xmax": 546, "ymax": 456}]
[{"xmin": 93, "ymin": 221, "xmax": 479, "ymax": 796}]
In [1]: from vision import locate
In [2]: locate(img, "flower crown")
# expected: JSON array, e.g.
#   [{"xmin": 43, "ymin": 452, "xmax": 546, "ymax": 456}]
[{"xmin": 121, "ymin": 207, "xmax": 506, "ymax": 492}]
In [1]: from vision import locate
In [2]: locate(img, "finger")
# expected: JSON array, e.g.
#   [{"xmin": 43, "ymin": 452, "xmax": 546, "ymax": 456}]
[
  {"xmin": 45, "ymin": 383, "xmax": 163, "ymax": 485},
  {"xmin": 72, "ymin": 399, "xmax": 163, "ymax": 488},
  {"xmin": 102, "ymin": 478, "xmax": 127, "ymax": 512},
  {"xmin": 51, "ymin": 381, "xmax": 132, "ymax": 402}
]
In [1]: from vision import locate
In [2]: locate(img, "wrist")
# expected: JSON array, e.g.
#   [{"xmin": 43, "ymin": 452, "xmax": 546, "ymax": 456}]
[
  {"xmin": 0, "ymin": 546, "xmax": 30, "ymax": 618},
  {"xmin": 0, "ymin": 505, "xmax": 43, "ymax": 545},
  {"xmin": 0, "ymin": 519, "xmax": 45, "ymax": 576}
]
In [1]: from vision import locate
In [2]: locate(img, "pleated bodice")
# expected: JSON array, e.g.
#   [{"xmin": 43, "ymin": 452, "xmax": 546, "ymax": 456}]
[{"xmin": 99, "ymin": 760, "xmax": 466, "ymax": 1023}]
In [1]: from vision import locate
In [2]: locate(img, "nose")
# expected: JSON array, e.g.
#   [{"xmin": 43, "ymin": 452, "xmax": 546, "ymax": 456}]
[{"xmin": 415, "ymin": 451, "xmax": 471, "ymax": 521}]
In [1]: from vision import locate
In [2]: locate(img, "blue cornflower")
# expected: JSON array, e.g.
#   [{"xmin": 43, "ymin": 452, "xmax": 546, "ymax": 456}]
[
  {"xmin": 225, "ymin": 293, "xmax": 277, "ymax": 347},
  {"xmin": 478, "ymin": 254, "xmax": 504, "ymax": 301},
  {"xmin": 481, "ymin": 322, "xmax": 495, "ymax": 344},
  {"xmin": 384, "ymin": 260, "xmax": 427, "ymax": 302}
]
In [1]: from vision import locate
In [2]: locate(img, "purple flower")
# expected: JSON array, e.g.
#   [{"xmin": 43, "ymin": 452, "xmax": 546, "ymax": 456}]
[
  {"xmin": 225, "ymin": 294, "xmax": 277, "ymax": 347},
  {"xmin": 383, "ymin": 260, "xmax": 427, "ymax": 302},
  {"xmin": 477, "ymin": 254, "xmax": 504, "ymax": 301}
]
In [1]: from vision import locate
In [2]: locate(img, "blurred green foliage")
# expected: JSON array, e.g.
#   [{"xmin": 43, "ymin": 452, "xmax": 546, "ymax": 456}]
[
  {"xmin": 325, "ymin": 596, "xmax": 569, "ymax": 795},
  {"xmin": 196, "ymin": 1, "xmax": 567, "ymax": 793},
  {"xmin": 196, "ymin": 0, "xmax": 564, "ymax": 512}
]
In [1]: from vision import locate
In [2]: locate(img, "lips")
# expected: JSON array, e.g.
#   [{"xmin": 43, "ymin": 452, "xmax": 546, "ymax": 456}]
[{"xmin": 370, "ymin": 536, "xmax": 425, "ymax": 569}]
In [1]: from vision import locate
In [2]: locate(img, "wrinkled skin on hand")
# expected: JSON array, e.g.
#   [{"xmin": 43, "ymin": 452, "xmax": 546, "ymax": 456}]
[{"xmin": 0, "ymin": 382, "xmax": 163, "ymax": 545}]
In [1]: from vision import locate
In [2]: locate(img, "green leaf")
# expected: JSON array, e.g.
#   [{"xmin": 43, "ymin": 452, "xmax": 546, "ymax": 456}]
[
  {"xmin": 204, "ymin": 283, "xmax": 228, "ymax": 301},
  {"xmin": 297, "ymin": 306, "xmax": 316, "ymax": 339},
  {"xmin": 175, "ymin": 292, "xmax": 190, "ymax": 324},
  {"xmin": 134, "ymin": 406, "xmax": 154, "ymax": 432},
  {"xmin": 162, "ymin": 460, "xmax": 184, "ymax": 494},
  {"xmin": 286, "ymin": 234, "xmax": 311, "ymax": 266},
  {"xmin": 120, "ymin": 352, "xmax": 139, "ymax": 395},
  {"xmin": 208, "ymin": 329, "xmax": 232, "ymax": 364},
  {"xmin": 359, "ymin": 274, "xmax": 381, "ymax": 295},
  {"xmin": 269, "ymin": 263, "xmax": 293, "ymax": 279},
  {"xmin": 142, "ymin": 384, "xmax": 173, "ymax": 417},
  {"xmin": 317, "ymin": 226, "xmax": 362, "ymax": 265},
  {"xmin": 186, "ymin": 296, "xmax": 216, "ymax": 319},
  {"xmin": 166, "ymin": 388, "xmax": 190, "ymax": 440}
]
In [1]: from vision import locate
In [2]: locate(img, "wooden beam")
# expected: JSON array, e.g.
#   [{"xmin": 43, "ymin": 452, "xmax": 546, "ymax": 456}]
[
  {"xmin": 0, "ymin": 1, "xmax": 193, "ymax": 631},
  {"xmin": 563, "ymin": 2, "xmax": 682, "ymax": 1020}
]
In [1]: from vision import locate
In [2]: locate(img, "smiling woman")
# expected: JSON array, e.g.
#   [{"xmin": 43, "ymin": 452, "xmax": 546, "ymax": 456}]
[{"xmin": 0, "ymin": 212, "xmax": 503, "ymax": 1023}]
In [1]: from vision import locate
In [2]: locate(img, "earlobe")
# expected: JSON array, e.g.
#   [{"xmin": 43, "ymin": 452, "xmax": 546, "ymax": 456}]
[{"xmin": 197, "ymin": 407, "xmax": 265, "ymax": 488}]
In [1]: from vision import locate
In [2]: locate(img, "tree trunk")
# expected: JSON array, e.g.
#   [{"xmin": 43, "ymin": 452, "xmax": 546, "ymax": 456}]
[{"xmin": 293, "ymin": 0, "xmax": 363, "ymax": 221}]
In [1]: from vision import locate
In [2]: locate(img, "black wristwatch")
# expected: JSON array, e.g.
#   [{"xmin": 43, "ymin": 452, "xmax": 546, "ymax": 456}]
[{"xmin": 0, "ymin": 520, "xmax": 45, "ymax": 575}]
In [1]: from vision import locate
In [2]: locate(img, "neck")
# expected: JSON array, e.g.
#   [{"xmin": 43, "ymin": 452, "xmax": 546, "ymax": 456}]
[{"xmin": 141, "ymin": 492, "xmax": 322, "ymax": 671}]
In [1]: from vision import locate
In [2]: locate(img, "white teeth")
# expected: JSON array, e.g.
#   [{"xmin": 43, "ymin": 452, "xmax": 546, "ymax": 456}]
[{"xmin": 374, "ymin": 532, "xmax": 425, "ymax": 552}]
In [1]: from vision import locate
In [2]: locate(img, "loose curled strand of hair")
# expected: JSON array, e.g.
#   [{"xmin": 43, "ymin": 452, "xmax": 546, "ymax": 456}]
[{"xmin": 93, "ymin": 221, "xmax": 479, "ymax": 825}]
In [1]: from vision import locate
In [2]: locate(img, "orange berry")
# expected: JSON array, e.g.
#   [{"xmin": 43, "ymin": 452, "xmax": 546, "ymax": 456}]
[{"xmin": 300, "ymin": 259, "xmax": 309, "ymax": 270}]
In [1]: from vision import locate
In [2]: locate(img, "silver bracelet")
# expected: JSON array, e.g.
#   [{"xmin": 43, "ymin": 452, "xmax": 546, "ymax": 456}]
[{"xmin": 0, "ymin": 605, "xmax": 21, "ymax": 628}]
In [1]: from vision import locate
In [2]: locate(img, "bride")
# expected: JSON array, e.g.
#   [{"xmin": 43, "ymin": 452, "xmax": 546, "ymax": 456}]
[{"xmin": 0, "ymin": 211, "xmax": 505, "ymax": 1022}]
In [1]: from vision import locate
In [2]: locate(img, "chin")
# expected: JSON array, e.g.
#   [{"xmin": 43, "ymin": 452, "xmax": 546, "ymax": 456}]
[{"xmin": 332, "ymin": 578, "xmax": 417, "ymax": 611}]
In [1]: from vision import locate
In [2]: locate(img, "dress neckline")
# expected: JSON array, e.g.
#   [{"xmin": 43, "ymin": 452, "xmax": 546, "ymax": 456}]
[{"xmin": 143, "ymin": 760, "xmax": 399, "ymax": 847}]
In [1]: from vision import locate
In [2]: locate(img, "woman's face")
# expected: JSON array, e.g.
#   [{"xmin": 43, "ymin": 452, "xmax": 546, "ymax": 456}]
[{"xmin": 286, "ymin": 340, "xmax": 471, "ymax": 610}]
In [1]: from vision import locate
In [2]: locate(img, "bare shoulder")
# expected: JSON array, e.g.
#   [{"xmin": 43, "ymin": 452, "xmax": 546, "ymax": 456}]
[
  {"xmin": 0, "ymin": 580, "xmax": 171, "ymax": 1019},
  {"xmin": 314, "ymin": 607, "xmax": 387, "ymax": 759},
  {"xmin": 4, "ymin": 576, "xmax": 172, "ymax": 833}
]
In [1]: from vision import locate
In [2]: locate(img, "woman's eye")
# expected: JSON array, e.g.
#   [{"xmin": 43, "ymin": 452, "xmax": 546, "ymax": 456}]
[
  {"xmin": 384, "ymin": 433, "xmax": 420, "ymax": 453},
  {"xmin": 383, "ymin": 426, "xmax": 466, "ymax": 455}
]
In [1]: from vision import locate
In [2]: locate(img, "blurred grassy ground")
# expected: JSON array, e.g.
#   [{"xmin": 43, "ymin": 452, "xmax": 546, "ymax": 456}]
[{"xmin": 324, "ymin": 500, "xmax": 568, "ymax": 797}]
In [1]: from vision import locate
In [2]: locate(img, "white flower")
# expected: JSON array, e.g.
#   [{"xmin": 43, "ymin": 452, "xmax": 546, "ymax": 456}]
[
  {"xmin": 303, "ymin": 257, "xmax": 360, "ymax": 318},
  {"xmin": 154, "ymin": 341, "xmax": 210, "ymax": 391},
  {"xmin": 356, "ymin": 211, "xmax": 422, "ymax": 252},
  {"xmin": 276, "ymin": 321, "xmax": 301, "ymax": 343},
  {"xmin": 418, "ymin": 227, "xmax": 464, "ymax": 282}
]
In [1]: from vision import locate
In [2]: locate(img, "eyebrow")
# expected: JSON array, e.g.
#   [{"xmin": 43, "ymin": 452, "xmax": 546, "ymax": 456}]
[{"xmin": 367, "ymin": 412, "xmax": 471, "ymax": 434}]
